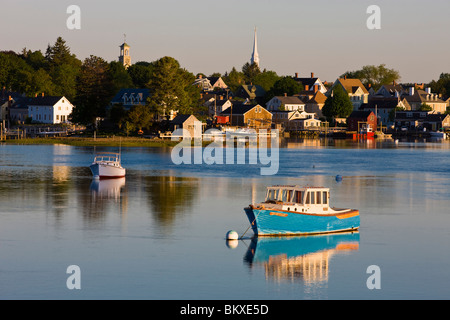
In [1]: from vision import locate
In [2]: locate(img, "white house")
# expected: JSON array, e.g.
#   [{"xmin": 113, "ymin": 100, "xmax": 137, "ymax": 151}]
[
  {"xmin": 330, "ymin": 78, "xmax": 369, "ymax": 110},
  {"xmin": 28, "ymin": 95, "xmax": 74, "ymax": 124},
  {"xmin": 266, "ymin": 95, "xmax": 306, "ymax": 112}
]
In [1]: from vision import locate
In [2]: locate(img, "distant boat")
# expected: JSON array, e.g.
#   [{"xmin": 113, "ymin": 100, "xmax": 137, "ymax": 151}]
[
  {"xmin": 244, "ymin": 185, "xmax": 360, "ymax": 236},
  {"xmin": 89, "ymin": 152, "xmax": 126, "ymax": 179}
]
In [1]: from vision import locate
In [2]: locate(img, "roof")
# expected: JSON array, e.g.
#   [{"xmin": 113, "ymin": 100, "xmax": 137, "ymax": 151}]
[
  {"xmin": 364, "ymin": 97, "xmax": 401, "ymax": 109},
  {"xmin": 110, "ymin": 88, "xmax": 150, "ymax": 104},
  {"xmin": 220, "ymin": 102, "xmax": 261, "ymax": 115},
  {"xmin": 403, "ymin": 90, "xmax": 445, "ymax": 104},
  {"xmin": 27, "ymin": 96, "xmax": 64, "ymax": 106},
  {"xmin": 348, "ymin": 110, "xmax": 374, "ymax": 119},
  {"xmin": 274, "ymin": 96, "xmax": 305, "ymax": 105},
  {"xmin": 336, "ymin": 78, "xmax": 369, "ymax": 94},
  {"xmin": 294, "ymin": 77, "xmax": 319, "ymax": 88},
  {"xmin": 236, "ymin": 85, "xmax": 266, "ymax": 99},
  {"xmin": 307, "ymin": 91, "xmax": 327, "ymax": 104},
  {"xmin": 171, "ymin": 114, "xmax": 194, "ymax": 125}
]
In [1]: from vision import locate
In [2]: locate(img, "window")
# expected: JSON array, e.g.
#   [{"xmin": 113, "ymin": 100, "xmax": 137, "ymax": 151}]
[
  {"xmin": 316, "ymin": 191, "xmax": 321, "ymax": 204},
  {"xmin": 56, "ymin": 115, "xmax": 59, "ymax": 120},
  {"xmin": 323, "ymin": 192, "xmax": 328, "ymax": 205},
  {"xmin": 295, "ymin": 191, "xmax": 303, "ymax": 204},
  {"xmin": 310, "ymin": 192, "xmax": 315, "ymax": 204}
]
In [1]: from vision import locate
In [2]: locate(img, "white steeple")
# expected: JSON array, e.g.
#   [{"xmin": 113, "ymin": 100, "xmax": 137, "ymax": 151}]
[{"xmin": 251, "ymin": 27, "xmax": 260, "ymax": 67}]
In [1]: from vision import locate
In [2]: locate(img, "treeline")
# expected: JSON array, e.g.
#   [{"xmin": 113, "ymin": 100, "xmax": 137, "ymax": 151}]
[{"xmin": 2, "ymin": 36, "xmax": 449, "ymax": 130}]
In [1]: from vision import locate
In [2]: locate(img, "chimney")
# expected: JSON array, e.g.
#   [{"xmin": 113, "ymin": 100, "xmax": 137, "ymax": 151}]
[
  {"xmin": 295, "ymin": 73, "xmax": 298, "ymax": 78},
  {"xmin": 305, "ymin": 85, "xmax": 309, "ymax": 91},
  {"xmin": 425, "ymin": 87, "xmax": 431, "ymax": 94},
  {"xmin": 409, "ymin": 87, "xmax": 414, "ymax": 96},
  {"xmin": 199, "ymin": 74, "xmax": 202, "ymax": 79},
  {"xmin": 284, "ymin": 93, "xmax": 287, "ymax": 97},
  {"xmin": 311, "ymin": 72, "xmax": 314, "ymax": 78}
]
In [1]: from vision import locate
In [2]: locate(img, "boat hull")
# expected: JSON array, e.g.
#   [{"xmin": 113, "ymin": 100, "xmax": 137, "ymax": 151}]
[
  {"xmin": 244, "ymin": 207, "xmax": 360, "ymax": 236},
  {"xmin": 90, "ymin": 163, "xmax": 126, "ymax": 179}
]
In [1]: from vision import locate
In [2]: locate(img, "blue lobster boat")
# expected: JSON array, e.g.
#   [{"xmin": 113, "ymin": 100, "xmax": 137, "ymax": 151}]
[{"xmin": 244, "ymin": 185, "xmax": 360, "ymax": 236}]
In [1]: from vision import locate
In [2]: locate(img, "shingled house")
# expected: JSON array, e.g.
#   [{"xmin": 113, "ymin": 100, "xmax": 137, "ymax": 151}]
[{"xmin": 220, "ymin": 103, "xmax": 272, "ymax": 129}]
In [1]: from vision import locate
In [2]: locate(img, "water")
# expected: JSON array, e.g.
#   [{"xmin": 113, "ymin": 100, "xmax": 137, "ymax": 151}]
[{"xmin": 0, "ymin": 139, "xmax": 449, "ymax": 300}]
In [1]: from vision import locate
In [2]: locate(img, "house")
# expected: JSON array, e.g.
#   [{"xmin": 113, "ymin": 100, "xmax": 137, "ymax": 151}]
[
  {"xmin": 193, "ymin": 75, "xmax": 228, "ymax": 92},
  {"xmin": 375, "ymin": 84, "xmax": 408, "ymax": 98},
  {"xmin": 265, "ymin": 95, "xmax": 306, "ymax": 112},
  {"xmin": 402, "ymin": 87, "xmax": 447, "ymax": 113},
  {"xmin": 359, "ymin": 96, "xmax": 408, "ymax": 126},
  {"xmin": 293, "ymin": 73, "xmax": 327, "ymax": 94},
  {"xmin": 271, "ymin": 109, "xmax": 318, "ymax": 130},
  {"xmin": 394, "ymin": 111, "xmax": 429, "ymax": 130},
  {"xmin": 28, "ymin": 95, "xmax": 74, "ymax": 124},
  {"xmin": 331, "ymin": 78, "xmax": 369, "ymax": 110},
  {"xmin": 220, "ymin": 103, "xmax": 272, "ymax": 129},
  {"xmin": 347, "ymin": 110, "xmax": 377, "ymax": 132},
  {"xmin": 234, "ymin": 84, "xmax": 266, "ymax": 101},
  {"xmin": 422, "ymin": 114, "xmax": 450, "ymax": 131},
  {"xmin": 9, "ymin": 97, "xmax": 31, "ymax": 124},
  {"xmin": 304, "ymin": 91, "xmax": 327, "ymax": 118},
  {"xmin": 110, "ymin": 88, "xmax": 150, "ymax": 111},
  {"xmin": 170, "ymin": 114, "xmax": 202, "ymax": 139}
]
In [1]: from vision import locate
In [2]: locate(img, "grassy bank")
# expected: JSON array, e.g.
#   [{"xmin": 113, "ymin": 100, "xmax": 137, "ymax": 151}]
[{"xmin": 2, "ymin": 136, "xmax": 181, "ymax": 147}]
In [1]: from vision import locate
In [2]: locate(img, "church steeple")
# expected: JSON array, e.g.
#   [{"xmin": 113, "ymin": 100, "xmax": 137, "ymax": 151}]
[
  {"xmin": 119, "ymin": 34, "xmax": 131, "ymax": 69},
  {"xmin": 251, "ymin": 27, "xmax": 260, "ymax": 67}
]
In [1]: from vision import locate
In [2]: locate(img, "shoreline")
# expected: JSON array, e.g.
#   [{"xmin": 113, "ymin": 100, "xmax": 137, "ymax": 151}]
[{"xmin": 1, "ymin": 136, "xmax": 181, "ymax": 147}]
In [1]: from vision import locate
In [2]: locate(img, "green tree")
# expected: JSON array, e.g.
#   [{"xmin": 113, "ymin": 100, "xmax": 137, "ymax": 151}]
[
  {"xmin": 418, "ymin": 103, "xmax": 432, "ymax": 111},
  {"xmin": 109, "ymin": 61, "xmax": 133, "ymax": 94},
  {"xmin": 265, "ymin": 76, "xmax": 303, "ymax": 101},
  {"xmin": 126, "ymin": 104, "xmax": 153, "ymax": 131},
  {"xmin": 322, "ymin": 85, "xmax": 354, "ymax": 121},
  {"xmin": 428, "ymin": 73, "xmax": 450, "ymax": 97},
  {"xmin": 127, "ymin": 61, "xmax": 154, "ymax": 88},
  {"xmin": 222, "ymin": 67, "xmax": 245, "ymax": 93},
  {"xmin": 146, "ymin": 56, "xmax": 199, "ymax": 118},
  {"xmin": 341, "ymin": 64, "xmax": 400, "ymax": 91},
  {"xmin": 45, "ymin": 37, "xmax": 81, "ymax": 100},
  {"xmin": 72, "ymin": 55, "xmax": 112, "ymax": 125},
  {"xmin": 242, "ymin": 62, "xmax": 261, "ymax": 84},
  {"xmin": 253, "ymin": 70, "xmax": 280, "ymax": 92}
]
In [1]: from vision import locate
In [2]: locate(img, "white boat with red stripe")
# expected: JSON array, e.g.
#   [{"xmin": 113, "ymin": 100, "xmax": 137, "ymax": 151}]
[{"xmin": 90, "ymin": 152, "xmax": 126, "ymax": 179}]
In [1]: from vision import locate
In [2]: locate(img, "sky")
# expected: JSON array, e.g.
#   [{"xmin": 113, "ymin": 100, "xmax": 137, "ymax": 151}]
[{"xmin": 2, "ymin": 0, "xmax": 450, "ymax": 84}]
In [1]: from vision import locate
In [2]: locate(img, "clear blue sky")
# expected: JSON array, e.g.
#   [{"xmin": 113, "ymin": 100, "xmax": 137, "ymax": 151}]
[{"xmin": 2, "ymin": 0, "xmax": 450, "ymax": 83}]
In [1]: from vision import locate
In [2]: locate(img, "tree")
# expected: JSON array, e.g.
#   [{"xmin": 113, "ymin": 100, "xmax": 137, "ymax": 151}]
[
  {"xmin": 265, "ymin": 76, "xmax": 303, "ymax": 102},
  {"xmin": 146, "ymin": 56, "xmax": 200, "ymax": 118},
  {"xmin": 45, "ymin": 37, "xmax": 81, "ymax": 100},
  {"xmin": 127, "ymin": 61, "xmax": 154, "ymax": 88},
  {"xmin": 253, "ymin": 70, "xmax": 280, "ymax": 92},
  {"xmin": 222, "ymin": 67, "xmax": 245, "ymax": 93},
  {"xmin": 428, "ymin": 73, "xmax": 450, "ymax": 98},
  {"xmin": 418, "ymin": 103, "xmax": 432, "ymax": 111},
  {"xmin": 341, "ymin": 64, "xmax": 400, "ymax": 91},
  {"xmin": 242, "ymin": 62, "xmax": 261, "ymax": 84},
  {"xmin": 322, "ymin": 85, "xmax": 354, "ymax": 121},
  {"xmin": 126, "ymin": 104, "xmax": 153, "ymax": 132},
  {"xmin": 109, "ymin": 61, "xmax": 133, "ymax": 94},
  {"xmin": 72, "ymin": 55, "xmax": 112, "ymax": 125}
]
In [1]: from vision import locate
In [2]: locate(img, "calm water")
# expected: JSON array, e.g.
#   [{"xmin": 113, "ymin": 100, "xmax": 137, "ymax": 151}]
[{"xmin": 0, "ymin": 138, "xmax": 449, "ymax": 300}]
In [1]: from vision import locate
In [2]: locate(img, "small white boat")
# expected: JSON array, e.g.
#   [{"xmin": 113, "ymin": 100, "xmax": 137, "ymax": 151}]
[{"xmin": 89, "ymin": 152, "xmax": 126, "ymax": 179}]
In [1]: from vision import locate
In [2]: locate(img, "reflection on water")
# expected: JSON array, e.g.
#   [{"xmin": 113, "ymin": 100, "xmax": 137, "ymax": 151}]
[
  {"xmin": 90, "ymin": 177, "xmax": 126, "ymax": 201},
  {"xmin": 244, "ymin": 233, "xmax": 359, "ymax": 285}
]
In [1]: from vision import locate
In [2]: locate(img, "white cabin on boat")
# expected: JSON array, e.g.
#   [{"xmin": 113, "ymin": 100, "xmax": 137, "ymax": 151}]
[{"xmin": 262, "ymin": 185, "xmax": 332, "ymax": 214}]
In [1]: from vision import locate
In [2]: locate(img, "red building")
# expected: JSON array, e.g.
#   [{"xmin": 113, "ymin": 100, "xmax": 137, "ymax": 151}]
[{"xmin": 347, "ymin": 111, "xmax": 377, "ymax": 132}]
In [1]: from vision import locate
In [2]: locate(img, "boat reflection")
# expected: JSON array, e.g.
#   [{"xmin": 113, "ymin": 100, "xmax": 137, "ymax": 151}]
[
  {"xmin": 90, "ymin": 177, "xmax": 126, "ymax": 201},
  {"xmin": 244, "ymin": 232, "xmax": 359, "ymax": 284}
]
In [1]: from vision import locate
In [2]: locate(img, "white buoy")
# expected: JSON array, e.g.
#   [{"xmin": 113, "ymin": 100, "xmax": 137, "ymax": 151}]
[{"xmin": 226, "ymin": 230, "xmax": 239, "ymax": 240}]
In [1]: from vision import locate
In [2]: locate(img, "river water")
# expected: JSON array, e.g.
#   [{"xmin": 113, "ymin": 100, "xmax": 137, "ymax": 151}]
[{"xmin": 0, "ymin": 138, "xmax": 449, "ymax": 300}]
